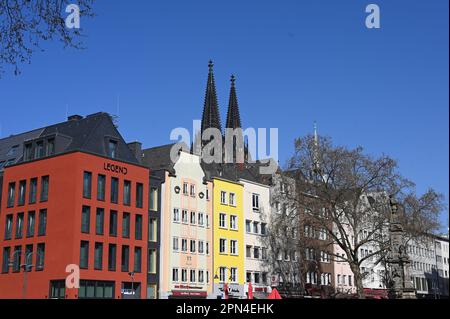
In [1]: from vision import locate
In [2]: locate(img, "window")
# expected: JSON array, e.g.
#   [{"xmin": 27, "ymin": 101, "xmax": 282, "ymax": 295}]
[
  {"xmin": 262, "ymin": 247, "xmax": 267, "ymax": 260},
  {"xmin": 183, "ymin": 182, "xmax": 188, "ymax": 195},
  {"xmin": 173, "ymin": 237, "xmax": 179, "ymax": 251},
  {"xmin": 136, "ymin": 183, "xmax": 143, "ymax": 208},
  {"xmin": 81, "ymin": 206, "xmax": 90, "ymax": 233},
  {"xmin": 219, "ymin": 213, "xmax": 226, "ymax": 228},
  {"xmin": 254, "ymin": 272, "xmax": 260, "ymax": 284},
  {"xmin": 206, "ymin": 242, "xmax": 210, "ymax": 255},
  {"xmin": 94, "ymin": 243, "xmax": 103, "ymax": 270},
  {"xmin": 229, "ymin": 193, "xmax": 235, "ymax": 206},
  {"xmin": 261, "ymin": 223, "xmax": 267, "ymax": 235},
  {"xmin": 190, "ymin": 184, "xmax": 195, "ymax": 197},
  {"xmin": 110, "ymin": 177, "xmax": 118, "ymax": 204},
  {"xmin": 173, "ymin": 208, "xmax": 180, "ymax": 222},
  {"xmin": 219, "ymin": 239, "xmax": 227, "ymax": 254},
  {"xmin": 108, "ymin": 140, "xmax": 118, "ymax": 158},
  {"xmin": 40, "ymin": 176, "xmax": 49, "ymax": 202},
  {"xmin": 230, "ymin": 268, "xmax": 237, "ymax": 283},
  {"xmin": 15, "ymin": 213, "xmax": 24, "ymax": 239},
  {"xmin": 122, "ymin": 213, "xmax": 130, "ymax": 238},
  {"xmin": 80, "ymin": 241, "xmax": 89, "ymax": 269},
  {"xmin": 306, "ymin": 248, "xmax": 315, "ymax": 261},
  {"xmin": 149, "ymin": 187, "xmax": 158, "ymax": 211},
  {"xmin": 198, "ymin": 241, "xmax": 204, "ymax": 254},
  {"xmin": 348, "ymin": 275, "xmax": 352, "ymax": 286},
  {"xmin": 206, "ymin": 215, "xmax": 210, "ymax": 228},
  {"xmin": 252, "ymin": 193, "xmax": 260, "ymax": 211},
  {"xmin": 219, "ymin": 267, "xmax": 226, "ymax": 282},
  {"xmin": 230, "ymin": 240, "xmax": 238, "ymax": 255},
  {"xmin": 109, "ymin": 210, "xmax": 118, "ymax": 236},
  {"xmin": 135, "ymin": 214, "xmax": 143, "ymax": 240},
  {"xmin": 83, "ymin": 172, "xmax": 92, "ymax": 199},
  {"xmin": 220, "ymin": 191, "xmax": 227, "ymax": 204},
  {"xmin": 7, "ymin": 182, "xmax": 15, "ymax": 207},
  {"xmin": 320, "ymin": 251, "xmax": 330, "ymax": 263},
  {"xmin": 134, "ymin": 247, "xmax": 142, "ymax": 273},
  {"xmin": 199, "ymin": 270, "xmax": 204, "ymax": 283},
  {"xmin": 36, "ymin": 243, "xmax": 45, "ymax": 271},
  {"xmin": 2, "ymin": 247, "xmax": 10, "ymax": 273},
  {"xmin": 12, "ymin": 246, "xmax": 21, "ymax": 272},
  {"xmin": 253, "ymin": 222, "xmax": 259, "ymax": 234},
  {"xmin": 24, "ymin": 143, "xmax": 33, "ymax": 161},
  {"xmin": 46, "ymin": 138, "xmax": 55, "ymax": 156},
  {"xmin": 35, "ymin": 141, "xmax": 44, "ymax": 158},
  {"xmin": 4, "ymin": 215, "xmax": 13, "ymax": 240},
  {"xmin": 121, "ymin": 245, "xmax": 130, "ymax": 272},
  {"xmin": 181, "ymin": 239, "xmax": 188, "ymax": 252},
  {"xmin": 198, "ymin": 212, "xmax": 204, "ymax": 226},
  {"xmin": 26, "ymin": 211, "xmax": 35, "ymax": 237},
  {"xmin": 148, "ymin": 249, "xmax": 156, "ymax": 273},
  {"xmin": 78, "ymin": 280, "xmax": 114, "ymax": 299},
  {"xmin": 108, "ymin": 244, "xmax": 116, "ymax": 271},
  {"xmin": 190, "ymin": 269, "xmax": 196, "ymax": 282},
  {"xmin": 97, "ymin": 175, "xmax": 106, "ymax": 201},
  {"xmin": 18, "ymin": 180, "xmax": 26, "ymax": 206},
  {"xmin": 206, "ymin": 189, "xmax": 210, "ymax": 200},
  {"xmin": 246, "ymin": 220, "xmax": 251, "ymax": 233},
  {"xmin": 190, "ymin": 240, "xmax": 196, "ymax": 253},
  {"xmin": 38, "ymin": 209, "xmax": 47, "ymax": 236},
  {"xmin": 182, "ymin": 269, "xmax": 187, "ymax": 282},
  {"xmin": 246, "ymin": 245, "xmax": 252, "ymax": 258},
  {"xmin": 29, "ymin": 178, "xmax": 37, "ymax": 204},
  {"xmin": 190, "ymin": 211, "xmax": 196, "ymax": 225},
  {"xmin": 304, "ymin": 225, "xmax": 314, "ymax": 238},
  {"xmin": 172, "ymin": 268, "xmax": 179, "ymax": 282},
  {"xmin": 182, "ymin": 210, "xmax": 188, "ymax": 223},
  {"xmin": 230, "ymin": 215, "xmax": 237, "ymax": 230},
  {"xmin": 148, "ymin": 218, "xmax": 157, "ymax": 242},
  {"xmin": 253, "ymin": 247, "xmax": 260, "ymax": 259},
  {"xmin": 123, "ymin": 180, "xmax": 131, "ymax": 206},
  {"xmin": 49, "ymin": 280, "xmax": 66, "ymax": 299},
  {"xmin": 95, "ymin": 208, "xmax": 104, "ymax": 235}
]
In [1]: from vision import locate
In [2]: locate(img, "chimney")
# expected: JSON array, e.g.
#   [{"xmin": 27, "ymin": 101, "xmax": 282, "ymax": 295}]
[
  {"xmin": 127, "ymin": 141, "xmax": 142, "ymax": 163},
  {"xmin": 68, "ymin": 115, "xmax": 83, "ymax": 121}
]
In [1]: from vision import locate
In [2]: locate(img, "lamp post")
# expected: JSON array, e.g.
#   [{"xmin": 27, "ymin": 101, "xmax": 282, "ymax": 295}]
[
  {"xmin": 128, "ymin": 272, "xmax": 135, "ymax": 299},
  {"xmin": 213, "ymin": 266, "xmax": 234, "ymax": 299},
  {"xmin": 8, "ymin": 250, "xmax": 35, "ymax": 299}
]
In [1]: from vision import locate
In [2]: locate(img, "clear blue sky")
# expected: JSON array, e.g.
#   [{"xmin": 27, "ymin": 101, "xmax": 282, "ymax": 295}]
[{"xmin": 0, "ymin": 0, "xmax": 448, "ymax": 230}]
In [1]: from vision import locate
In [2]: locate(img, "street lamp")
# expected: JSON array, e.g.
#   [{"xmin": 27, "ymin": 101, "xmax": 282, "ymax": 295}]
[
  {"xmin": 8, "ymin": 250, "xmax": 35, "ymax": 299},
  {"xmin": 213, "ymin": 267, "xmax": 234, "ymax": 299},
  {"xmin": 128, "ymin": 272, "xmax": 135, "ymax": 299}
]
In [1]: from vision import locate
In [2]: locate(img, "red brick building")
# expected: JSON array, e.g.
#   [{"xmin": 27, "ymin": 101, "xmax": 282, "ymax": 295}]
[{"xmin": 0, "ymin": 113, "xmax": 150, "ymax": 299}]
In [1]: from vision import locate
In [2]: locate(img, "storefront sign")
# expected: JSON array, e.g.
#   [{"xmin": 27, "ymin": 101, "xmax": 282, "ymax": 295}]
[{"xmin": 104, "ymin": 162, "xmax": 128, "ymax": 175}]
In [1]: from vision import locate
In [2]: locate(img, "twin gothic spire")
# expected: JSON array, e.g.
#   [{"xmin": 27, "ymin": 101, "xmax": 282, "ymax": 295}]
[{"xmin": 200, "ymin": 60, "xmax": 242, "ymax": 135}]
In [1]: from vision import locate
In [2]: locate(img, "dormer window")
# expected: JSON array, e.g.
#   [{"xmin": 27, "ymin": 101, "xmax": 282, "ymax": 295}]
[
  {"xmin": 6, "ymin": 145, "xmax": 19, "ymax": 156},
  {"xmin": 35, "ymin": 141, "xmax": 44, "ymax": 159},
  {"xmin": 108, "ymin": 140, "xmax": 118, "ymax": 158},
  {"xmin": 24, "ymin": 143, "xmax": 33, "ymax": 161},
  {"xmin": 46, "ymin": 138, "xmax": 55, "ymax": 156}
]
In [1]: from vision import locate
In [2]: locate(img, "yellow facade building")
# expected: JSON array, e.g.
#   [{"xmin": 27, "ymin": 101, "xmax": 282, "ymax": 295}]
[{"xmin": 212, "ymin": 177, "xmax": 245, "ymax": 297}]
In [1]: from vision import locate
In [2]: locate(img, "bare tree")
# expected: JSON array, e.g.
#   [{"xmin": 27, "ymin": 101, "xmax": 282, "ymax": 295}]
[
  {"xmin": 0, "ymin": 0, "xmax": 95, "ymax": 76},
  {"xmin": 274, "ymin": 134, "xmax": 443, "ymax": 298}
]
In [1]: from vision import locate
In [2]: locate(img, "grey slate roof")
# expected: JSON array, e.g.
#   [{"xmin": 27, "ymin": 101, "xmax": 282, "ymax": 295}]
[
  {"xmin": 0, "ymin": 129, "xmax": 44, "ymax": 170},
  {"xmin": 0, "ymin": 112, "xmax": 139, "ymax": 171},
  {"xmin": 141, "ymin": 142, "xmax": 188, "ymax": 173}
]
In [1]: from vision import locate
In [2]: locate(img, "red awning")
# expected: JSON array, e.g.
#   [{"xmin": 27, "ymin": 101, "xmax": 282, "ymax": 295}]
[{"xmin": 268, "ymin": 288, "xmax": 282, "ymax": 299}]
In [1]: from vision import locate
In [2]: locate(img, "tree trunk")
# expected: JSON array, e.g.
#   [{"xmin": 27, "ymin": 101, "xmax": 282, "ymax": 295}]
[{"xmin": 350, "ymin": 263, "xmax": 365, "ymax": 299}]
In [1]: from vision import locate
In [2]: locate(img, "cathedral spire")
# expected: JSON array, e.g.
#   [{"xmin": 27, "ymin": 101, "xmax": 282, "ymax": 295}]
[
  {"xmin": 225, "ymin": 74, "xmax": 242, "ymax": 130},
  {"xmin": 201, "ymin": 60, "xmax": 222, "ymax": 134}
]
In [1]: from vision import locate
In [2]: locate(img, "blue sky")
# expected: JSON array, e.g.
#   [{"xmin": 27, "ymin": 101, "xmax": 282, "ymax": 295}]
[{"xmin": 0, "ymin": 0, "xmax": 448, "ymax": 230}]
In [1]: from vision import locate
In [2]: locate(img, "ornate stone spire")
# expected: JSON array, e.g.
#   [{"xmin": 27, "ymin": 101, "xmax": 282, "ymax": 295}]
[
  {"xmin": 225, "ymin": 74, "xmax": 242, "ymax": 130},
  {"xmin": 201, "ymin": 60, "xmax": 222, "ymax": 134}
]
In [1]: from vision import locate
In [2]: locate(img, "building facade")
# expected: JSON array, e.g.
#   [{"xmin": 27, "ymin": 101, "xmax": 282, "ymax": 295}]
[
  {"xmin": 212, "ymin": 177, "xmax": 245, "ymax": 298},
  {"xmin": 241, "ymin": 178, "xmax": 271, "ymax": 296},
  {"xmin": 0, "ymin": 113, "xmax": 149, "ymax": 299}
]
